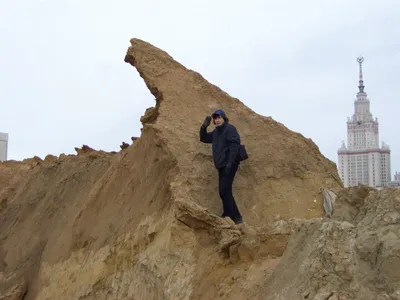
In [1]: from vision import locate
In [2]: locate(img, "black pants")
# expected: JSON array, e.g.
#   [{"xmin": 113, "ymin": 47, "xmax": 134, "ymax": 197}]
[{"xmin": 218, "ymin": 163, "xmax": 242, "ymax": 220}]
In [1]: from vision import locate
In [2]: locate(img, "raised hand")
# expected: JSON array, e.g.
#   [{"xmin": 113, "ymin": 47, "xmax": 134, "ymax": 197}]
[{"xmin": 202, "ymin": 116, "xmax": 212, "ymax": 128}]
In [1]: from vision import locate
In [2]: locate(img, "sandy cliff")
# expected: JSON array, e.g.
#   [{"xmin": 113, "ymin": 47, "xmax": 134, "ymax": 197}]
[{"xmin": 2, "ymin": 39, "xmax": 396, "ymax": 300}]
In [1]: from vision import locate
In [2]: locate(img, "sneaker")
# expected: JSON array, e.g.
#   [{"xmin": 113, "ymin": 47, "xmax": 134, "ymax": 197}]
[{"xmin": 232, "ymin": 216, "xmax": 243, "ymax": 224}]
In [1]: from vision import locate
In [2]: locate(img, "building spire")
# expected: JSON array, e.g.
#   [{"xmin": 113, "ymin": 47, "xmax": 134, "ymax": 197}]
[{"xmin": 357, "ymin": 56, "xmax": 365, "ymax": 93}]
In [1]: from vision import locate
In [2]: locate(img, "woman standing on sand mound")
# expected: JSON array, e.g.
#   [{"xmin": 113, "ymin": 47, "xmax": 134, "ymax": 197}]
[{"xmin": 199, "ymin": 109, "xmax": 248, "ymax": 225}]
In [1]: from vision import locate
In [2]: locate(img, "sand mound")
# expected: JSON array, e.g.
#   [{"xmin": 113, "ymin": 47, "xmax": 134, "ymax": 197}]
[
  {"xmin": 264, "ymin": 186, "xmax": 400, "ymax": 299},
  {"xmin": 0, "ymin": 38, "xmax": 346, "ymax": 299}
]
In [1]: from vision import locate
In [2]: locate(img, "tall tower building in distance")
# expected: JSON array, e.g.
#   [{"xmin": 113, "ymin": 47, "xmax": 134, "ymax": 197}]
[
  {"xmin": 337, "ymin": 57, "xmax": 391, "ymax": 188},
  {"xmin": 0, "ymin": 132, "xmax": 8, "ymax": 162}
]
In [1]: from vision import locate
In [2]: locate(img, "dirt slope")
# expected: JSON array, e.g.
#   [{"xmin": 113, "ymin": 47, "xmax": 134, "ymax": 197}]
[
  {"xmin": 0, "ymin": 38, "xmax": 342, "ymax": 299},
  {"xmin": 262, "ymin": 186, "xmax": 400, "ymax": 300}
]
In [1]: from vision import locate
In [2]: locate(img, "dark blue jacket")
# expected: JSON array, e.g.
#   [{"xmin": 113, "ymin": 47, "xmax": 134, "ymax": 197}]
[{"xmin": 200, "ymin": 122, "xmax": 241, "ymax": 169}]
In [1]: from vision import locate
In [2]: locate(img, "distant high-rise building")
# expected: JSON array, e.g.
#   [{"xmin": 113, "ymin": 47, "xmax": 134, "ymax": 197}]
[
  {"xmin": 388, "ymin": 171, "xmax": 400, "ymax": 188},
  {"xmin": 395, "ymin": 172, "xmax": 400, "ymax": 182},
  {"xmin": 0, "ymin": 132, "xmax": 8, "ymax": 162},
  {"xmin": 337, "ymin": 57, "xmax": 391, "ymax": 188}
]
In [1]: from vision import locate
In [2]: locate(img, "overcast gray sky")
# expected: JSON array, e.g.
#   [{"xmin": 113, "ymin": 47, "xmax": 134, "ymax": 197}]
[{"xmin": 1, "ymin": 0, "xmax": 399, "ymax": 177}]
